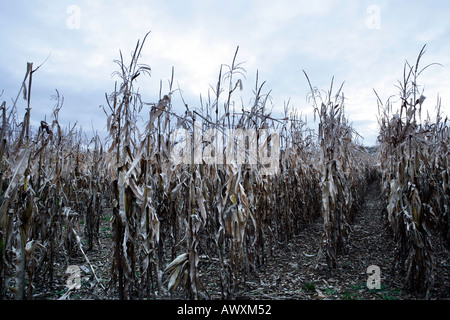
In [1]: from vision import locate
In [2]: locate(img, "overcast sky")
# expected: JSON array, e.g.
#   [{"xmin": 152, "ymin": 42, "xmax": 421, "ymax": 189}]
[{"xmin": 1, "ymin": 0, "xmax": 449, "ymax": 146}]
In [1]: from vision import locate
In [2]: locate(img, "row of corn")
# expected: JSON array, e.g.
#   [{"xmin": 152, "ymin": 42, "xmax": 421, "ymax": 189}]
[{"xmin": 377, "ymin": 46, "xmax": 449, "ymax": 298}]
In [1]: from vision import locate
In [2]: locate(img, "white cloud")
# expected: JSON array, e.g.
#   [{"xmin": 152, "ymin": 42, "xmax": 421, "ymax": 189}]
[{"xmin": 252, "ymin": 0, "xmax": 336, "ymax": 23}]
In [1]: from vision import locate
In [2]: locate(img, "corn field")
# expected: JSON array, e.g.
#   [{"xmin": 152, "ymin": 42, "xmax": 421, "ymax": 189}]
[
  {"xmin": 376, "ymin": 45, "xmax": 449, "ymax": 299},
  {"xmin": 0, "ymin": 36, "xmax": 448, "ymax": 300}
]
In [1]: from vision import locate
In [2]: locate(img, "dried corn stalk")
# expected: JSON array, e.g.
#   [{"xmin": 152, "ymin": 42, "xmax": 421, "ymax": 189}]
[
  {"xmin": 304, "ymin": 72, "xmax": 368, "ymax": 268},
  {"xmin": 377, "ymin": 45, "xmax": 448, "ymax": 298}
]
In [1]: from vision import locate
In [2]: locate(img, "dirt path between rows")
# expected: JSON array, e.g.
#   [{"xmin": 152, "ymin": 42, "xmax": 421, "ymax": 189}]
[{"xmin": 236, "ymin": 178, "xmax": 449, "ymax": 300}]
